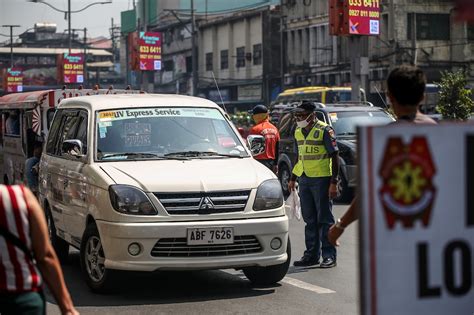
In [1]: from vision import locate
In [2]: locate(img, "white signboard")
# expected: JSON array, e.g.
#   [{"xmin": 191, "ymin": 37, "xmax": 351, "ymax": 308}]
[{"xmin": 358, "ymin": 123, "xmax": 474, "ymax": 315}]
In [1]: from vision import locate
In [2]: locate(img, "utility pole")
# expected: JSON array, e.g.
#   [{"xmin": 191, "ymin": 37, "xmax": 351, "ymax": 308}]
[
  {"xmin": 280, "ymin": 13, "xmax": 286, "ymax": 93},
  {"xmin": 84, "ymin": 27, "xmax": 87, "ymax": 83},
  {"xmin": 191, "ymin": 0, "xmax": 198, "ymax": 96},
  {"xmin": 349, "ymin": 36, "xmax": 369, "ymax": 102},
  {"xmin": 141, "ymin": 0, "xmax": 152, "ymax": 92},
  {"xmin": 2, "ymin": 25, "xmax": 20, "ymax": 67},
  {"xmin": 72, "ymin": 27, "xmax": 88, "ymax": 84},
  {"xmin": 68, "ymin": 0, "xmax": 72, "ymax": 52},
  {"xmin": 111, "ymin": 18, "xmax": 116, "ymax": 66}
]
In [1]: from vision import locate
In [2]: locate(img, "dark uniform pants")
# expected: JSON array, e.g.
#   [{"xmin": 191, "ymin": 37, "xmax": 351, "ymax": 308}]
[{"xmin": 298, "ymin": 175, "xmax": 336, "ymax": 261}]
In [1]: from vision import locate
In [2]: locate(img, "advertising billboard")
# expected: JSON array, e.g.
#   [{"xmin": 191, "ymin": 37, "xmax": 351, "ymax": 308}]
[
  {"xmin": 358, "ymin": 124, "xmax": 474, "ymax": 315},
  {"xmin": 330, "ymin": 0, "xmax": 380, "ymax": 36},
  {"xmin": 138, "ymin": 31, "xmax": 162, "ymax": 71},
  {"xmin": 4, "ymin": 67, "xmax": 23, "ymax": 93},
  {"xmin": 59, "ymin": 53, "xmax": 84, "ymax": 83}
]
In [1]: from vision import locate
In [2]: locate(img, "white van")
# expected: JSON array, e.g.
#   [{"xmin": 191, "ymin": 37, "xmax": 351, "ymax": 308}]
[{"xmin": 39, "ymin": 94, "xmax": 289, "ymax": 292}]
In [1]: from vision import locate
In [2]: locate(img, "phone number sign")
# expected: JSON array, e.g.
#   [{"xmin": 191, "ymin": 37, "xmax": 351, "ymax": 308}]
[
  {"xmin": 139, "ymin": 31, "xmax": 162, "ymax": 71},
  {"xmin": 348, "ymin": 0, "xmax": 380, "ymax": 35},
  {"xmin": 62, "ymin": 53, "xmax": 84, "ymax": 83},
  {"xmin": 5, "ymin": 67, "xmax": 23, "ymax": 93},
  {"xmin": 358, "ymin": 124, "xmax": 474, "ymax": 315}
]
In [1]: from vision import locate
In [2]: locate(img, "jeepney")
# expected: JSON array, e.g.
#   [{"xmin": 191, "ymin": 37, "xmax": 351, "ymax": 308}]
[{"xmin": 0, "ymin": 88, "xmax": 142, "ymax": 184}]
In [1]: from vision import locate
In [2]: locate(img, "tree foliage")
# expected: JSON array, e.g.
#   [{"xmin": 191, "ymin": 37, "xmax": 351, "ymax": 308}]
[{"xmin": 436, "ymin": 70, "xmax": 474, "ymax": 121}]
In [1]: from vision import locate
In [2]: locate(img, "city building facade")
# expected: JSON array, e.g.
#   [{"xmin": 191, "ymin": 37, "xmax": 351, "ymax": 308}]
[{"xmin": 282, "ymin": 0, "xmax": 474, "ymax": 106}]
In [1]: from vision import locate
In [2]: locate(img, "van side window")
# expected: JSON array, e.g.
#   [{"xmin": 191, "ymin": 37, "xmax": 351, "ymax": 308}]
[
  {"xmin": 57, "ymin": 113, "xmax": 81, "ymax": 157},
  {"xmin": 46, "ymin": 110, "xmax": 63, "ymax": 155},
  {"xmin": 75, "ymin": 111, "xmax": 88, "ymax": 154}
]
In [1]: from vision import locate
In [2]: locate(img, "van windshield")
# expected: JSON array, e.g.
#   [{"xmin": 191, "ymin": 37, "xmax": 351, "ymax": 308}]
[{"xmin": 96, "ymin": 107, "xmax": 248, "ymax": 161}]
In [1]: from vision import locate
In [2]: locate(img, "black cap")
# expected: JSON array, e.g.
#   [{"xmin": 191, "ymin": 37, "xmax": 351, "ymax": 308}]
[
  {"xmin": 250, "ymin": 104, "xmax": 268, "ymax": 115},
  {"xmin": 292, "ymin": 100, "xmax": 316, "ymax": 113}
]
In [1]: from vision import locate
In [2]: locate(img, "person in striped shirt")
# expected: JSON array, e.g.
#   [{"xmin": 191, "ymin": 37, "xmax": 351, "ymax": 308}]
[{"xmin": 0, "ymin": 185, "xmax": 78, "ymax": 315}]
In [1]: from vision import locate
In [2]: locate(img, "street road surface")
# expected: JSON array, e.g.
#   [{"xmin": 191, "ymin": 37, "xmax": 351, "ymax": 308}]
[{"xmin": 46, "ymin": 204, "xmax": 359, "ymax": 315}]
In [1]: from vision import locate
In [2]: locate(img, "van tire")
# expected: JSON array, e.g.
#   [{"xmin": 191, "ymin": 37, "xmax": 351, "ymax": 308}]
[
  {"xmin": 45, "ymin": 205, "xmax": 69, "ymax": 263},
  {"xmin": 278, "ymin": 164, "xmax": 291, "ymax": 198},
  {"xmin": 243, "ymin": 237, "xmax": 291, "ymax": 286},
  {"xmin": 80, "ymin": 223, "xmax": 116, "ymax": 293}
]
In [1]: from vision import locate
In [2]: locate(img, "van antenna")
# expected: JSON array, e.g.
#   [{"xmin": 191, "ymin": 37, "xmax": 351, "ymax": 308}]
[
  {"xmin": 374, "ymin": 85, "xmax": 388, "ymax": 108},
  {"xmin": 211, "ymin": 71, "xmax": 228, "ymax": 113}
]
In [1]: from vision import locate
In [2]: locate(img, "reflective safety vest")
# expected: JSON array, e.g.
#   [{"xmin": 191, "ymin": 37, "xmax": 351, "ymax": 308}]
[{"xmin": 292, "ymin": 121, "xmax": 332, "ymax": 177}]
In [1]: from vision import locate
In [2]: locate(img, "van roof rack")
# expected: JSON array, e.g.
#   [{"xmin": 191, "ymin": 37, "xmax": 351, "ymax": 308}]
[{"xmin": 326, "ymin": 101, "xmax": 374, "ymax": 107}]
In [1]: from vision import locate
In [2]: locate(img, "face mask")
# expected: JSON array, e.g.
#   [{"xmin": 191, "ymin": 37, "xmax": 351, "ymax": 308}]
[
  {"xmin": 296, "ymin": 120, "xmax": 309, "ymax": 128},
  {"xmin": 296, "ymin": 114, "xmax": 313, "ymax": 128}
]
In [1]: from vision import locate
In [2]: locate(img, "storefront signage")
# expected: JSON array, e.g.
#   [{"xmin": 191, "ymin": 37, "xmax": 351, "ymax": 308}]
[{"xmin": 238, "ymin": 85, "xmax": 262, "ymax": 101}]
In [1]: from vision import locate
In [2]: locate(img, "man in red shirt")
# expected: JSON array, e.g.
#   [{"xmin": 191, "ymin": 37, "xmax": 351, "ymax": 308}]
[{"xmin": 249, "ymin": 105, "xmax": 280, "ymax": 173}]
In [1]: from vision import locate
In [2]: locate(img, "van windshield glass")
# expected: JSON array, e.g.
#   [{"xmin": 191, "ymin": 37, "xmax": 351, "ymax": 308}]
[
  {"xmin": 329, "ymin": 111, "xmax": 394, "ymax": 136},
  {"xmin": 96, "ymin": 107, "xmax": 248, "ymax": 160}
]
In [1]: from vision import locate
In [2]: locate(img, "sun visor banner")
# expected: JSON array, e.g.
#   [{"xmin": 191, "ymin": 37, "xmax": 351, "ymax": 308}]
[{"xmin": 98, "ymin": 107, "xmax": 225, "ymax": 122}]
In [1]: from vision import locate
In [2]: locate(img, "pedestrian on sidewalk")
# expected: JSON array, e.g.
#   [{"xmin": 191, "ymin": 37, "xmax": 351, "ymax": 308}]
[
  {"xmin": 289, "ymin": 101, "xmax": 340, "ymax": 268},
  {"xmin": 0, "ymin": 185, "xmax": 79, "ymax": 315},
  {"xmin": 328, "ymin": 65, "xmax": 437, "ymax": 247},
  {"xmin": 249, "ymin": 105, "xmax": 280, "ymax": 173}
]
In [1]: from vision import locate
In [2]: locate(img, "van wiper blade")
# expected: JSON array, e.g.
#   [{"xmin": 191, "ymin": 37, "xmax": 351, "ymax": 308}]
[
  {"xmin": 337, "ymin": 132, "xmax": 357, "ymax": 136},
  {"xmin": 100, "ymin": 152, "xmax": 187, "ymax": 160},
  {"xmin": 164, "ymin": 151, "xmax": 243, "ymax": 158}
]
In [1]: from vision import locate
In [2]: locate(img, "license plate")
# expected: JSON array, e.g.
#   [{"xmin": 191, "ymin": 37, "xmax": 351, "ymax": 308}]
[{"xmin": 187, "ymin": 227, "xmax": 234, "ymax": 245}]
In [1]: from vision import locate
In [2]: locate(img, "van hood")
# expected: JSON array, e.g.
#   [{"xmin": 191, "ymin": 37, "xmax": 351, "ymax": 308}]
[{"xmin": 99, "ymin": 157, "xmax": 274, "ymax": 192}]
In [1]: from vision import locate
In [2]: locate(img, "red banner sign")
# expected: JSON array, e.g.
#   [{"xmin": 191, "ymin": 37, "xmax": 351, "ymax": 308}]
[
  {"xmin": 330, "ymin": 0, "xmax": 380, "ymax": 36},
  {"xmin": 61, "ymin": 53, "xmax": 84, "ymax": 83},
  {"xmin": 348, "ymin": 0, "xmax": 380, "ymax": 35},
  {"xmin": 138, "ymin": 31, "xmax": 162, "ymax": 71},
  {"xmin": 5, "ymin": 67, "xmax": 23, "ymax": 93}
]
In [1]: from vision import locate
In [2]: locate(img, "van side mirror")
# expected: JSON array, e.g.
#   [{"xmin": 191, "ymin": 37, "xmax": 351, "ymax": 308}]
[
  {"xmin": 247, "ymin": 135, "xmax": 265, "ymax": 156},
  {"xmin": 62, "ymin": 139, "xmax": 84, "ymax": 157}
]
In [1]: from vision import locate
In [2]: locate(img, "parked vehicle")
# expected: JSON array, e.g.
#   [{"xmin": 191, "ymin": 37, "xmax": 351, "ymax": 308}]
[
  {"xmin": 39, "ymin": 94, "xmax": 290, "ymax": 292},
  {"xmin": 0, "ymin": 88, "xmax": 140, "ymax": 185},
  {"xmin": 277, "ymin": 102, "xmax": 395, "ymax": 202},
  {"xmin": 272, "ymin": 86, "xmax": 366, "ymax": 106}
]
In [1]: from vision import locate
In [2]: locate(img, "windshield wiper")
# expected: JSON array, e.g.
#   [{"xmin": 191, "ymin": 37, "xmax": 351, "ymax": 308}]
[
  {"xmin": 101, "ymin": 152, "xmax": 187, "ymax": 160},
  {"xmin": 164, "ymin": 151, "xmax": 243, "ymax": 158},
  {"xmin": 337, "ymin": 132, "xmax": 357, "ymax": 136}
]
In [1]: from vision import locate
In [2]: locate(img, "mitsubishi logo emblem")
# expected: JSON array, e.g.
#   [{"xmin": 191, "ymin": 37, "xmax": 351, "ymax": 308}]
[{"xmin": 199, "ymin": 197, "xmax": 214, "ymax": 214}]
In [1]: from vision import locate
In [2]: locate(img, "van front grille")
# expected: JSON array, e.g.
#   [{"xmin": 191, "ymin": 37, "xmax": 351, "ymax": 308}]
[
  {"xmin": 150, "ymin": 235, "xmax": 262, "ymax": 257},
  {"xmin": 154, "ymin": 190, "xmax": 250, "ymax": 215}
]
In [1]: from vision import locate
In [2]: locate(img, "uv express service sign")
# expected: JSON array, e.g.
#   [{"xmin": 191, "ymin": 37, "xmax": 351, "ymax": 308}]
[{"xmin": 358, "ymin": 123, "xmax": 474, "ymax": 315}]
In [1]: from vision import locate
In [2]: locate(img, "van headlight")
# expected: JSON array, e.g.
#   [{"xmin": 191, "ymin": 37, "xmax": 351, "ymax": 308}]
[
  {"xmin": 253, "ymin": 179, "xmax": 284, "ymax": 210},
  {"xmin": 109, "ymin": 185, "xmax": 157, "ymax": 215}
]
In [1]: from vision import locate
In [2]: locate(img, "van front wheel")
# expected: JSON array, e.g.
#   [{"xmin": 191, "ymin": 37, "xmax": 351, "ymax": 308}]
[
  {"xmin": 243, "ymin": 237, "xmax": 291, "ymax": 286},
  {"xmin": 80, "ymin": 224, "xmax": 116, "ymax": 293}
]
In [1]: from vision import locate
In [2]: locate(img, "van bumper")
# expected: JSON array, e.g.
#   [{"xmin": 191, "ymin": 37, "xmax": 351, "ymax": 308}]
[{"xmin": 96, "ymin": 215, "xmax": 289, "ymax": 272}]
